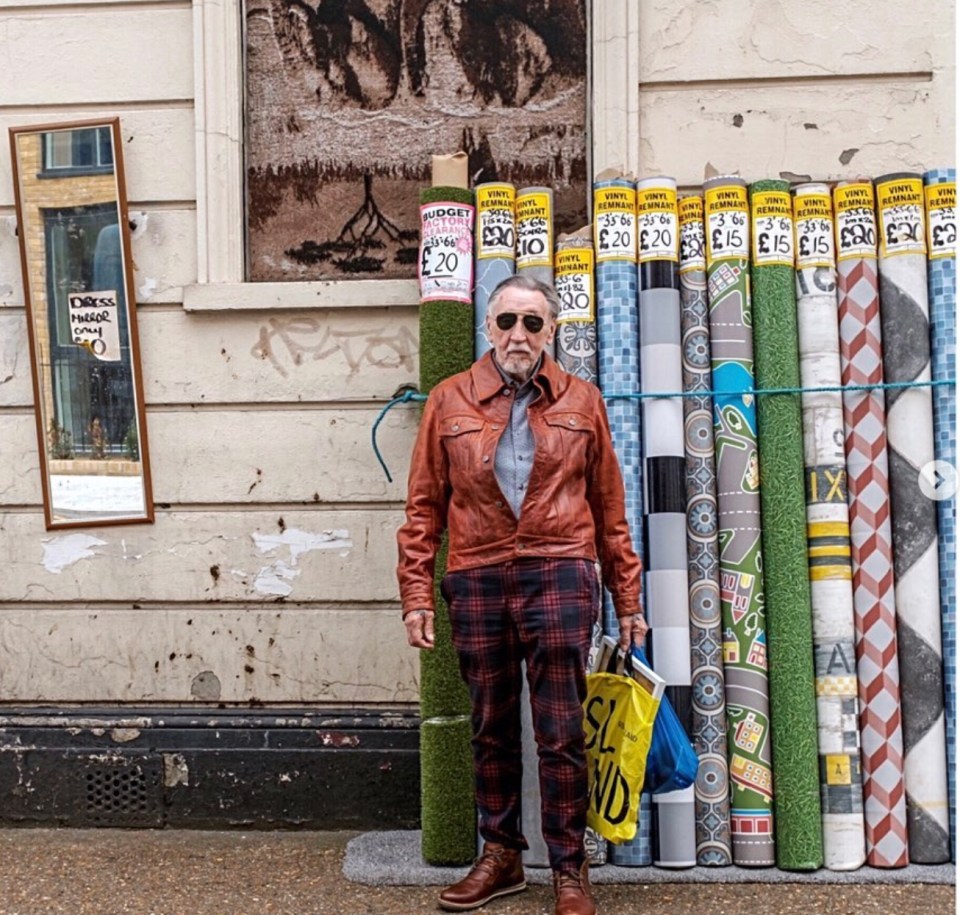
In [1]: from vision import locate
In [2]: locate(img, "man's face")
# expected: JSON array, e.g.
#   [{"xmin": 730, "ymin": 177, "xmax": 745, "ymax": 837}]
[{"xmin": 486, "ymin": 286, "xmax": 556, "ymax": 381}]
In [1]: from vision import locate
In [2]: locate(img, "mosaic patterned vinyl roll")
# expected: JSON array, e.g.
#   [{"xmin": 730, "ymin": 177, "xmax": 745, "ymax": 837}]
[
  {"xmin": 517, "ymin": 186, "xmax": 556, "ymax": 359},
  {"xmin": 593, "ymin": 170, "xmax": 650, "ymax": 865},
  {"xmin": 834, "ymin": 179, "xmax": 909, "ymax": 868},
  {"xmin": 636, "ymin": 177, "xmax": 696, "ymax": 868},
  {"xmin": 679, "ymin": 193, "xmax": 732, "ymax": 866},
  {"xmin": 923, "ymin": 167, "xmax": 956, "ymax": 861},
  {"xmin": 418, "ymin": 182, "xmax": 477, "ymax": 865},
  {"xmin": 474, "ymin": 182, "xmax": 516, "ymax": 358},
  {"xmin": 555, "ymin": 228, "xmax": 598, "ymax": 384},
  {"xmin": 790, "ymin": 182, "xmax": 860, "ymax": 870},
  {"xmin": 748, "ymin": 179, "xmax": 822, "ymax": 871},
  {"xmin": 875, "ymin": 172, "xmax": 950, "ymax": 864},
  {"xmin": 703, "ymin": 176, "xmax": 774, "ymax": 867}
]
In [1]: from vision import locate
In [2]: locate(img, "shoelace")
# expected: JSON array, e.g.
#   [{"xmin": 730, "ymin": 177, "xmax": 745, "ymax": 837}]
[{"xmin": 555, "ymin": 872, "xmax": 585, "ymax": 892}]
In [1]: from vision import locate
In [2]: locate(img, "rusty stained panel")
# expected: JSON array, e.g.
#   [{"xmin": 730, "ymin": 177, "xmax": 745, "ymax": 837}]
[{"xmin": 245, "ymin": 0, "xmax": 588, "ymax": 281}]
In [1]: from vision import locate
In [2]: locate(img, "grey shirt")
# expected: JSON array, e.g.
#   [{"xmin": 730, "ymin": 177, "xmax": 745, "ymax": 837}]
[{"xmin": 492, "ymin": 356, "xmax": 541, "ymax": 518}]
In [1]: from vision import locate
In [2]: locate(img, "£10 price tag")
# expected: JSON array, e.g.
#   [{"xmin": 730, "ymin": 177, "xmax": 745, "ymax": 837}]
[
  {"xmin": 834, "ymin": 183, "xmax": 877, "ymax": 260},
  {"xmin": 925, "ymin": 181, "xmax": 956, "ymax": 260},
  {"xmin": 593, "ymin": 186, "xmax": 637, "ymax": 262},
  {"xmin": 751, "ymin": 190, "xmax": 794, "ymax": 267},
  {"xmin": 555, "ymin": 248, "xmax": 594, "ymax": 322},
  {"xmin": 705, "ymin": 183, "xmax": 749, "ymax": 263},
  {"xmin": 418, "ymin": 202, "xmax": 475, "ymax": 303},
  {"xmin": 637, "ymin": 183, "xmax": 678, "ymax": 262},
  {"xmin": 794, "ymin": 191, "xmax": 835, "ymax": 269},
  {"xmin": 876, "ymin": 176, "xmax": 926, "ymax": 257},
  {"xmin": 516, "ymin": 191, "xmax": 553, "ymax": 268},
  {"xmin": 678, "ymin": 196, "xmax": 706, "ymax": 272}
]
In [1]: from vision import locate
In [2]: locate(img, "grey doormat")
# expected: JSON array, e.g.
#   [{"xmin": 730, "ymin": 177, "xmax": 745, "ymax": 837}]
[{"xmin": 343, "ymin": 831, "xmax": 955, "ymax": 886}]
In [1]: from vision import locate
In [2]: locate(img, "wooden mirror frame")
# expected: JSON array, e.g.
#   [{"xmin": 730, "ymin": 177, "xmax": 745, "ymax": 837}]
[{"xmin": 9, "ymin": 117, "xmax": 154, "ymax": 530}]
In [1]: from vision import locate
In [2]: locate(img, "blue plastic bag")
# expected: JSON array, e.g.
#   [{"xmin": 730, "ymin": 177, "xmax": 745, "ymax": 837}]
[{"xmin": 632, "ymin": 647, "xmax": 699, "ymax": 795}]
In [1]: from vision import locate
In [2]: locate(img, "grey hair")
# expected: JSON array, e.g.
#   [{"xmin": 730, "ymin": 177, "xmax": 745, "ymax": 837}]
[{"xmin": 486, "ymin": 275, "xmax": 559, "ymax": 320}]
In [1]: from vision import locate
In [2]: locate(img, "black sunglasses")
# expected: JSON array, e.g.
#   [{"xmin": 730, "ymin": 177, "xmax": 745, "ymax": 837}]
[{"xmin": 495, "ymin": 312, "xmax": 545, "ymax": 333}]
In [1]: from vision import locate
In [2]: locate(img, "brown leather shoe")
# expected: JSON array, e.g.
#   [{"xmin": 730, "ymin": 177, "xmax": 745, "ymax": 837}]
[
  {"xmin": 438, "ymin": 842, "xmax": 526, "ymax": 911},
  {"xmin": 553, "ymin": 861, "xmax": 596, "ymax": 915}
]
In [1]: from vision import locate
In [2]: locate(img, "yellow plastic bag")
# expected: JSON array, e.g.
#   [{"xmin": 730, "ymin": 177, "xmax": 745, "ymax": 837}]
[{"xmin": 583, "ymin": 672, "xmax": 659, "ymax": 842}]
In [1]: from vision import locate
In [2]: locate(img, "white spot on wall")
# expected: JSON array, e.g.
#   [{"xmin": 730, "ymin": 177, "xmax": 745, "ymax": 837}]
[
  {"xmin": 129, "ymin": 212, "xmax": 148, "ymax": 240},
  {"xmin": 163, "ymin": 753, "xmax": 190, "ymax": 787},
  {"xmin": 252, "ymin": 528, "xmax": 353, "ymax": 563},
  {"xmin": 254, "ymin": 559, "xmax": 298, "ymax": 597},
  {"xmin": 138, "ymin": 277, "xmax": 158, "ymax": 299},
  {"xmin": 42, "ymin": 534, "xmax": 107, "ymax": 573}
]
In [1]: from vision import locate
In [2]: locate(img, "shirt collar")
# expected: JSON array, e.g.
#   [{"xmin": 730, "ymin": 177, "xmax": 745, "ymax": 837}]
[{"xmin": 472, "ymin": 350, "xmax": 560, "ymax": 403}]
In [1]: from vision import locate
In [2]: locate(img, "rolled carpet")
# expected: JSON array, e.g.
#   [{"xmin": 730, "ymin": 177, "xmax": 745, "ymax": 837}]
[
  {"xmin": 875, "ymin": 172, "xmax": 949, "ymax": 864},
  {"xmin": 923, "ymin": 167, "xmax": 956, "ymax": 861},
  {"xmin": 791, "ymin": 183, "xmax": 861, "ymax": 870},
  {"xmin": 474, "ymin": 182, "xmax": 516, "ymax": 358},
  {"xmin": 748, "ymin": 179, "xmax": 823, "ymax": 872},
  {"xmin": 834, "ymin": 179, "xmax": 909, "ymax": 868},
  {"xmin": 679, "ymin": 193, "xmax": 732, "ymax": 867},
  {"xmin": 637, "ymin": 176, "xmax": 696, "ymax": 869},
  {"xmin": 417, "ymin": 173, "xmax": 477, "ymax": 865},
  {"xmin": 593, "ymin": 169, "xmax": 651, "ymax": 865},
  {"xmin": 555, "ymin": 227, "xmax": 598, "ymax": 384},
  {"xmin": 517, "ymin": 186, "xmax": 556, "ymax": 359},
  {"xmin": 703, "ymin": 175, "xmax": 774, "ymax": 867}
]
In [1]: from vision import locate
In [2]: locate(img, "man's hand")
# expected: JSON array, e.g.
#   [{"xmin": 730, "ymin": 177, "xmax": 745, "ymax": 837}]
[
  {"xmin": 404, "ymin": 609, "xmax": 435, "ymax": 649},
  {"xmin": 618, "ymin": 612, "xmax": 649, "ymax": 652}
]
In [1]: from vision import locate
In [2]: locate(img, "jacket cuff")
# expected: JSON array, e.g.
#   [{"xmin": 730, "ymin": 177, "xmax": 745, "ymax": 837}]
[
  {"xmin": 401, "ymin": 595, "xmax": 435, "ymax": 617},
  {"xmin": 613, "ymin": 594, "xmax": 641, "ymax": 619}
]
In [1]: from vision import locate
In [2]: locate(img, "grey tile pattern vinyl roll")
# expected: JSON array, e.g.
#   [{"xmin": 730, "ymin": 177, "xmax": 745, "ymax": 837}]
[
  {"xmin": 555, "ymin": 230, "xmax": 598, "ymax": 383},
  {"xmin": 517, "ymin": 186, "xmax": 556, "ymax": 359},
  {"xmin": 680, "ymin": 193, "xmax": 733, "ymax": 866},
  {"xmin": 875, "ymin": 172, "xmax": 950, "ymax": 864},
  {"xmin": 792, "ymin": 183, "xmax": 864, "ymax": 870},
  {"xmin": 474, "ymin": 182, "xmax": 516, "ymax": 357},
  {"xmin": 637, "ymin": 176, "xmax": 696, "ymax": 869}
]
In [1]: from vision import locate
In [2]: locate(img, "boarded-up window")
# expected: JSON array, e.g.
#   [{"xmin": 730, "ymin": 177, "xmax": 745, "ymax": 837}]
[{"xmin": 245, "ymin": 0, "xmax": 588, "ymax": 281}]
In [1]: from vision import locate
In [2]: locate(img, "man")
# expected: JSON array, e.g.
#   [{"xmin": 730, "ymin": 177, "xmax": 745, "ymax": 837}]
[{"xmin": 397, "ymin": 276, "xmax": 646, "ymax": 915}]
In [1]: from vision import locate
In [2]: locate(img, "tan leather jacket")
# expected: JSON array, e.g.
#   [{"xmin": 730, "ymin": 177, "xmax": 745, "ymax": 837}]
[{"xmin": 396, "ymin": 352, "xmax": 642, "ymax": 617}]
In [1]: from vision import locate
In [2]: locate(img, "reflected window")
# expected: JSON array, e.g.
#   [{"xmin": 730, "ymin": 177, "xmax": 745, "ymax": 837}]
[{"xmin": 41, "ymin": 127, "xmax": 113, "ymax": 175}]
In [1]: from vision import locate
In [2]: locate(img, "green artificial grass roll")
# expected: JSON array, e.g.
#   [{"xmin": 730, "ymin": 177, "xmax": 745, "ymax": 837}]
[
  {"xmin": 420, "ymin": 716, "xmax": 477, "ymax": 864},
  {"xmin": 749, "ymin": 179, "xmax": 823, "ymax": 870},
  {"xmin": 418, "ymin": 183, "xmax": 476, "ymax": 865}
]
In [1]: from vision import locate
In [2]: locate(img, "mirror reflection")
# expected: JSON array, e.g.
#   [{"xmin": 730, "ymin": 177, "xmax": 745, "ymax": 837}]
[{"xmin": 10, "ymin": 119, "xmax": 153, "ymax": 528}]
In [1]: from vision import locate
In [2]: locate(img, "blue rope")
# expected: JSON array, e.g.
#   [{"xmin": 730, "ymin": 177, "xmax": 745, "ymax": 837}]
[{"xmin": 372, "ymin": 377, "xmax": 955, "ymax": 482}]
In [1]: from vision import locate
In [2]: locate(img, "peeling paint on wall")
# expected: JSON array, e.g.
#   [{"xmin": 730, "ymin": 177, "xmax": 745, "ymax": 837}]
[
  {"xmin": 41, "ymin": 534, "xmax": 108, "ymax": 573},
  {"xmin": 254, "ymin": 559, "xmax": 299, "ymax": 597},
  {"xmin": 250, "ymin": 527, "xmax": 353, "ymax": 597},
  {"xmin": 163, "ymin": 753, "xmax": 189, "ymax": 787}
]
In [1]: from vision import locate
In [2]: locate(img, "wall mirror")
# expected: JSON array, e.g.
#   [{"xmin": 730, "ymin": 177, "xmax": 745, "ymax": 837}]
[{"xmin": 10, "ymin": 118, "xmax": 153, "ymax": 529}]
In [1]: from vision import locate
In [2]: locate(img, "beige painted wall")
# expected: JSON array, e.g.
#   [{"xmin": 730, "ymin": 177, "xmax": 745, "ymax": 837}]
[{"xmin": 0, "ymin": 0, "xmax": 953, "ymax": 707}]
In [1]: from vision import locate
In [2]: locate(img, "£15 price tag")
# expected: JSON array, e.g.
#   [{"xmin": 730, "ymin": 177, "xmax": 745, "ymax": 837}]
[
  {"xmin": 751, "ymin": 190, "xmax": 794, "ymax": 267},
  {"xmin": 418, "ymin": 202, "xmax": 475, "ymax": 303},
  {"xmin": 555, "ymin": 248, "xmax": 594, "ymax": 322},
  {"xmin": 678, "ymin": 196, "xmax": 705, "ymax": 272},
  {"xmin": 877, "ymin": 176, "xmax": 926, "ymax": 257},
  {"xmin": 794, "ymin": 192, "xmax": 835, "ymax": 269},
  {"xmin": 705, "ymin": 184, "xmax": 749, "ymax": 263},
  {"xmin": 593, "ymin": 186, "xmax": 637, "ymax": 262},
  {"xmin": 925, "ymin": 181, "xmax": 956, "ymax": 260},
  {"xmin": 637, "ymin": 184, "xmax": 678, "ymax": 262},
  {"xmin": 834, "ymin": 183, "xmax": 877, "ymax": 260}
]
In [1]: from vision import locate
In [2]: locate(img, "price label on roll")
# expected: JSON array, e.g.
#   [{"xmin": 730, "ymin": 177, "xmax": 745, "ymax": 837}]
[
  {"xmin": 418, "ymin": 201, "xmax": 475, "ymax": 303},
  {"xmin": 679, "ymin": 196, "xmax": 706, "ymax": 272},
  {"xmin": 876, "ymin": 177, "xmax": 926, "ymax": 257},
  {"xmin": 705, "ymin": 184, "xmax": 749, "ymax": 262},
  {"xmin": 925, "ymin": 182, "xmax": 956, "ymax": 260},
  {"xmin": 834, "ymin": 183, "xmax": 877, "ymax": 260},
  {"xmin": 593, "ymin": 186, "xmax": 637, "ymax": 262},
  {"xmin": 637, "ymin": 184, "xmax": 678, "ymax": 262},
  {"xmin": 555, "ymin": 248, "xmax": 594, "ymax": 322},
  {"xmin": 751, "ymin": 191, "xmax": 794, "ymax": 267},
  {"xmin": 476, "ymin": 184, "xmax": 516, "ymax": 259},
  {"xmin": 516, "ymin": 191, "xmax": 553, "ymax": 268},
  {"xmin": 794, "ymin": 193, "xmax": 835, "ymax": 269}
]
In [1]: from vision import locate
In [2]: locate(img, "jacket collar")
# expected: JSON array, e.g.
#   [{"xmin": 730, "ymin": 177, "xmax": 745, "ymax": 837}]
[{"xmin": 471, "ymin": 350, "xmax": 563, "ymax": 404}]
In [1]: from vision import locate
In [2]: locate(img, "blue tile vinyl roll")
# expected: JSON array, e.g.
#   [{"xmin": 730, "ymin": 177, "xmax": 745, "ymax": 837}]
[
  {"xmin": 593, "ymin": 170, "xmax": 650, "ymax": 865},
  {"xmin": 474, "ymin": 182, "xmax": 516, "ymax": 357},
  {"xmin": 875, "ymin": 172, "xmax": 950, "ymax": 864},
  {"xmin": 679, "ymin": 193, "xmax": 732, "ymax": 866},
  {"xmin": 923, "ymin": 167, "xmax": 956, "ymax": 861},
  {"xmin": 637, "ymin": 176, "xmax": 695, "ymax": 869}
]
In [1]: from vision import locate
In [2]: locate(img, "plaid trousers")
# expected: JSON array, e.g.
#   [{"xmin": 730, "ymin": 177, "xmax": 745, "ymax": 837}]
[{"xmin": 441, "ymin": 558, "xmax": 600, "ymax": 873}]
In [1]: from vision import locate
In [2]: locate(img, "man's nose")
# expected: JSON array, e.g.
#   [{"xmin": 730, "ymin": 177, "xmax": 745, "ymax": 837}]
[{"xmin": 509, "ymin": 321, "xmax": 527, "ymax": 340}]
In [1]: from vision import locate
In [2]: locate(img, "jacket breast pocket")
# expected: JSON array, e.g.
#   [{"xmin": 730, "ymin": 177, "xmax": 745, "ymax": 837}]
[
  {"xmin": 544, "ymin": 411, "xmax": 592, "ymax": 473},
  {"xmin": 440, "ymin": 415, "xmax": 486, "ymax": 475}
]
